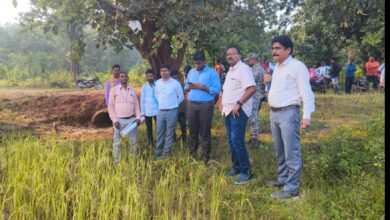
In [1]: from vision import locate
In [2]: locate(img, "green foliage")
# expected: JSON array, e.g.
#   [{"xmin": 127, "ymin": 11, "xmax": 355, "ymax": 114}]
[
  {"xmin": 289, "ymin": 0, "xmax": 385, "ymax": 66},
  {"xmin": 0, "ymin": 24, "xmax": 141, "ymax": 87}
]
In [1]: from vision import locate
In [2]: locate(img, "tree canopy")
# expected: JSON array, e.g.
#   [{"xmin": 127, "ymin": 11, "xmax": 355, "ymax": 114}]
[{"xmin": 7, "ymin": 0, "xmax": 385, "ymax": 78}]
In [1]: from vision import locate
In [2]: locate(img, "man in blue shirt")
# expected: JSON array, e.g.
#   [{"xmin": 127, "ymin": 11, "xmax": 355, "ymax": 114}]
[
  {"xmin": 345, "ymin": 58, "xmax": 357, "ymax": 94},
  {"xmin": 140, "ymin": 69, "xmax": 159, "ymax": 148},
  {"xmin": 185, "ymin": 51, "xmax": 221, "ymax": 165}
]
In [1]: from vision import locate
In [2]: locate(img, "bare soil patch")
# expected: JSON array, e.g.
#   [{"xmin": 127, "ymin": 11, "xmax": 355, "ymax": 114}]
[{"xmin": 0, "ymin": 89, "xmax": 112, "ymax": 140}]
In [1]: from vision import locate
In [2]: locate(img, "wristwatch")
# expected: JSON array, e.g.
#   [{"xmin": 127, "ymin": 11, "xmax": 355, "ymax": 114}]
[{"xmin": 236, "ymin": 100, "xmax": 243, "ymax": 106}]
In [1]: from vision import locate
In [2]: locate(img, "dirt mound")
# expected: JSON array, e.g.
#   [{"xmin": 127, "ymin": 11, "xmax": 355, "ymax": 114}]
[
  {"xmin": 4, "ymin": 88, "xmax": 142, "ymax": 126},
  {"xmin": 1, "ymin": 88, "xmax": 142, "ymax": 139},
  {"xmin": 7, "ymin": 90, "xmax": 107, "ymax": 127}
]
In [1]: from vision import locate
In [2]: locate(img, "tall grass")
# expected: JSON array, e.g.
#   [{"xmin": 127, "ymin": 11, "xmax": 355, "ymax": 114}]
[{"xmin": 0, "ymin": 93, "xmax": 385, "ymax": 219}]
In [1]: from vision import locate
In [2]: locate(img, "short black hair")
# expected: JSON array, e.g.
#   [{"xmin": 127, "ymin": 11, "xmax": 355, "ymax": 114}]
[
  {"xmin": 160, "ymin": 64, "xmax": 170, "ymax": 71},
  {"xmin": 119, "ymin": 71, "xmax": 128, "ymax": 75},
  {"xmin": 193, "ymin": 51, "xmax": 206, "ymax": 61},
  {"xmin": 112, "ymin": 64, "xmax": 120, "ymax": 70},
  {"xmin": 227, "ymin": 45, "xmax": 240, "ymax": 55},
  {"xmin": 331, "ymin": 57, "xmax": 337, "ymax": 61},
  {"xmin": 145, "ymin": 68, "xmax": 154, "ymax": 75},
  {"xmin": 271, "ymin": 35, "xmax": 294, "ymax": 55}
]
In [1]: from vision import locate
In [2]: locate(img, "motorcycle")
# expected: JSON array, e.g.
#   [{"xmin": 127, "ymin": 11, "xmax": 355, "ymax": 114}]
[
  {"xmin": 351, "ymin": 79, "xmax": 369, "ymax": 93},
  {"xmin": 75, "ymin": 76, "xmax": 103, "ymax": 90},
  {"xmin": 310, "ymin": 77, "xmax": 331, "ymax": 93}
]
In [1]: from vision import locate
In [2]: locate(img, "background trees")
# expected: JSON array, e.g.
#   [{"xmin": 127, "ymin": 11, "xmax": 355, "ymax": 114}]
[
  {"xmin": 1, "ymin": 0, "xmax": 385, "ymax": 80},
  {"xmin": 288, "ymin": 0, "xmax": 385, "ymax": 66}
]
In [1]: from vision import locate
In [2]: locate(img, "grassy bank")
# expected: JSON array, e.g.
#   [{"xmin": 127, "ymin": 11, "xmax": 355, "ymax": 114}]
[{"xmin": 0, "ymin": 93, "xmax": 384, "ymax": 219}]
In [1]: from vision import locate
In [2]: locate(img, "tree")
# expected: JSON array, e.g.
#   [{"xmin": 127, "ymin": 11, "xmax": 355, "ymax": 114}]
[
  {"xmin": 20, "ymin": 0, "xmax": 89, "ymax": 80},
  {"xmin": 288, "ymin": 0, "xmax": 385, "ymax": 65},
  {"xmin": 90, "ymin": 0, "xmax": 299, "ymax": 76},
  {"xmin": 17, "ymin": 0, "xmax": 300, "ymax": 78}
]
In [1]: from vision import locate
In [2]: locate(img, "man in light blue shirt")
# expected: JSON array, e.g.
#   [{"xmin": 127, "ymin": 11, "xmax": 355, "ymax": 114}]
[
  {"xmin": 154, "ymin": 64, "xmax": 184, "ymax": 158},
  {"xmin": 140, "ymin": 69, "xmax": 159, "ymax": 148},
  {"xmin": 185, "ymin": 51, "xmax": 221, "ymax": 165}
]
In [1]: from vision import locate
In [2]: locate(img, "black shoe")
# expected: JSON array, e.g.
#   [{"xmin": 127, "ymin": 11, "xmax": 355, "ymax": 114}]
[{"xmin": 266, "ymin": 179, "xmax": 285, "ymax": 187}]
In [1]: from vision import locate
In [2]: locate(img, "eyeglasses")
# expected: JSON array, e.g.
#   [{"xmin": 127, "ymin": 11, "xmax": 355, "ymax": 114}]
[
  {"xmin": 271, "ymin": 47, "xmax": 285, "ymax": 50},
  {"xmin": 226, "ymin": 53, "xmax": 238, "ymax": 57}
]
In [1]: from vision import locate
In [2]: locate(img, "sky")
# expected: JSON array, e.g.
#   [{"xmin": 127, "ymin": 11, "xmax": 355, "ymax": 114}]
[{"xmin": 0, "ymin": 0, "xmax": 31, "ymax": 25}]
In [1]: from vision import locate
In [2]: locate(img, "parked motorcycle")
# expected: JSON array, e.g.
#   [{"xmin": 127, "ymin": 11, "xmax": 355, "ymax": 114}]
[
  {"xmin": 310, "ymin": 78, "xmax": 331, "ymax": 93},
  {"xmin": 75, "ymin": 76, "xmax": 103, "ymax": 90},
  {"xmin": 351, "ymin": 79, "xmax": 369, "ymax": 93}
]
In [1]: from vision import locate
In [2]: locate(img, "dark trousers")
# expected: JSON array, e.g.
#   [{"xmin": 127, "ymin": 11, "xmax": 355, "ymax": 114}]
[
  {"xmin": 145, "ymin": 116, "xmax": 156, "ymax": 145},
  {"xmin": 367, "ymin": 75, "xmax": 379, "ymax": 90},
  {"xmin": 345, "ymin": 77, "xmax": 354, "ymax": 94},
  {"xmin": 174, "ymin": 111, "xmax": 186, "ymax": 142},
  {"xmin": 225, "ymin": 108, "xmax": 251, "ymax": 174},
  {"xmin": 188, "ymin": 101, "xmax": 214, "ymax": 161}
]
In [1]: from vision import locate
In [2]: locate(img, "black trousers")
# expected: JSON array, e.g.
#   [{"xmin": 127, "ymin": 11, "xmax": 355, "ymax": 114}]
[
  {"xmin": 174, "ymin": 111, "xmax": 187, "ymax": 141},
  {"xmin": 345, "ymin": 77, "xmax": 354, "ymax": 94},
  {"xmin": 145, "ymin": 116, "xmax": 156, "ymax": 144},
  {"xmin": 188, "ymin": 101, "xmax": 214, "ymax": 161},
  {"xmin": 367, "ymin": 75, "xmax": 379, "ymax": 90}
]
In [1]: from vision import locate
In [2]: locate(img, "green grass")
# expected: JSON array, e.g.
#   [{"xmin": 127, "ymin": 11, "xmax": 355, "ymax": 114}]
[{"xmin": 0, "ymin": 93, "xmax": 384, "ymax": 219}]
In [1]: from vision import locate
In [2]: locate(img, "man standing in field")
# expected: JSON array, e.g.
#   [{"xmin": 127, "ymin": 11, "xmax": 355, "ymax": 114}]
[
  {"xmin": 108, "ymin": 71, "xmax": 141, "ymax": 164},
  {"xmin": 345, "ymin": 58, "xmax": 357, "ymax": 94},
  {"xmin": 105, "ymin": 64, "xmax": 121, "ymax": 106},
  {"xmin": 185, "ymin": 51, "xmax": 221, "ymax": 165},
  {"xmin": 154, "ymin": 65, "xmax": 184, "ymax": 159},
  {"xmin": 219, "ymin": 46, "xmax": 256, "ymax": 184},
  {"xmin": 330, "ymin": 57, "xmax": 342, "ymax": 94},
  {"xmin": 244, "ymin": 52, "xmax": 264, "ymax": 149},
  {"xmin": 140, "ymin": 69, "xmax": 159, "ymax": 149},
  {"xmin": 365, "ymin": 56, "xmax": 381, "ymax": 91},
  {"xmin": 265, "ymin": 35, "xmax": 315, "ymax": 199}
]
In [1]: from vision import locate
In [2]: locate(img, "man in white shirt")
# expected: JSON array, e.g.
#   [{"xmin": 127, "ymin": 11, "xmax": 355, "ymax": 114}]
[
  {"xmin": 154, "ymin": 64, "xmax": 184, "ymax": 158},
  {"xmin": 264, "ymin": 35, "xmax": 315, "ymax": 199},
  {"xmin": 219, "ymin": 46, "xmax": 257, "ymax": 185}
]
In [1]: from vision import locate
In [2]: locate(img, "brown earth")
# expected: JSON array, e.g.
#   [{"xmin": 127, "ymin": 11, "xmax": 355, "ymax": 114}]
[{"xmin": 0, "ymin": 88, "xmax": 141, "ymax": 140}]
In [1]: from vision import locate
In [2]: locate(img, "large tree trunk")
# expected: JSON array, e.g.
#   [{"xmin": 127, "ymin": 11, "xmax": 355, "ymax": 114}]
[
  {"xmin": 69, "ymin": 23, "xmax": 81, "ymax": 80},
  {"xmin": 95, "ymin": 1, "xmax": 186, "ymax": 77},
  {"xmin": 71, "ymin": 60, "xmax": 80, "ymax": 80},
  {"xmin": 137, "ymin": 19, "xmax": 185, "ymax": 79}
]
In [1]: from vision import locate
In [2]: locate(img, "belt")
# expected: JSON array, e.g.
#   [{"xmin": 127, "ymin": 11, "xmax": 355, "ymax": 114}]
[
  {"xmin": 190, "ymin": 100, "xmax": 213, "ymax": 104},
  {"xmin": 270, "ymin": 105, "xmax": 300, "ymax": 112},
  {"xmin": 160, "ymin": 108, "xmax": 178, "ymax": 112},
  {"xmin": 119, "ymin": 115, "xmax": 135, "ymax": 119}
]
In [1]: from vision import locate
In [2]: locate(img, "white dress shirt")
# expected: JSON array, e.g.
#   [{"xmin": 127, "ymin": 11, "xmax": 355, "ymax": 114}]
[
  {"xmin": 222, "ymin": 60, "xmax": 256, "ymax": 117},
  {"xmin": 155, "ymin": 77, "xmax": 184, "ymax": 110},
  {"xmin": 268, "ymin": 56, "xmax": 315, "ymax": 119}
]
